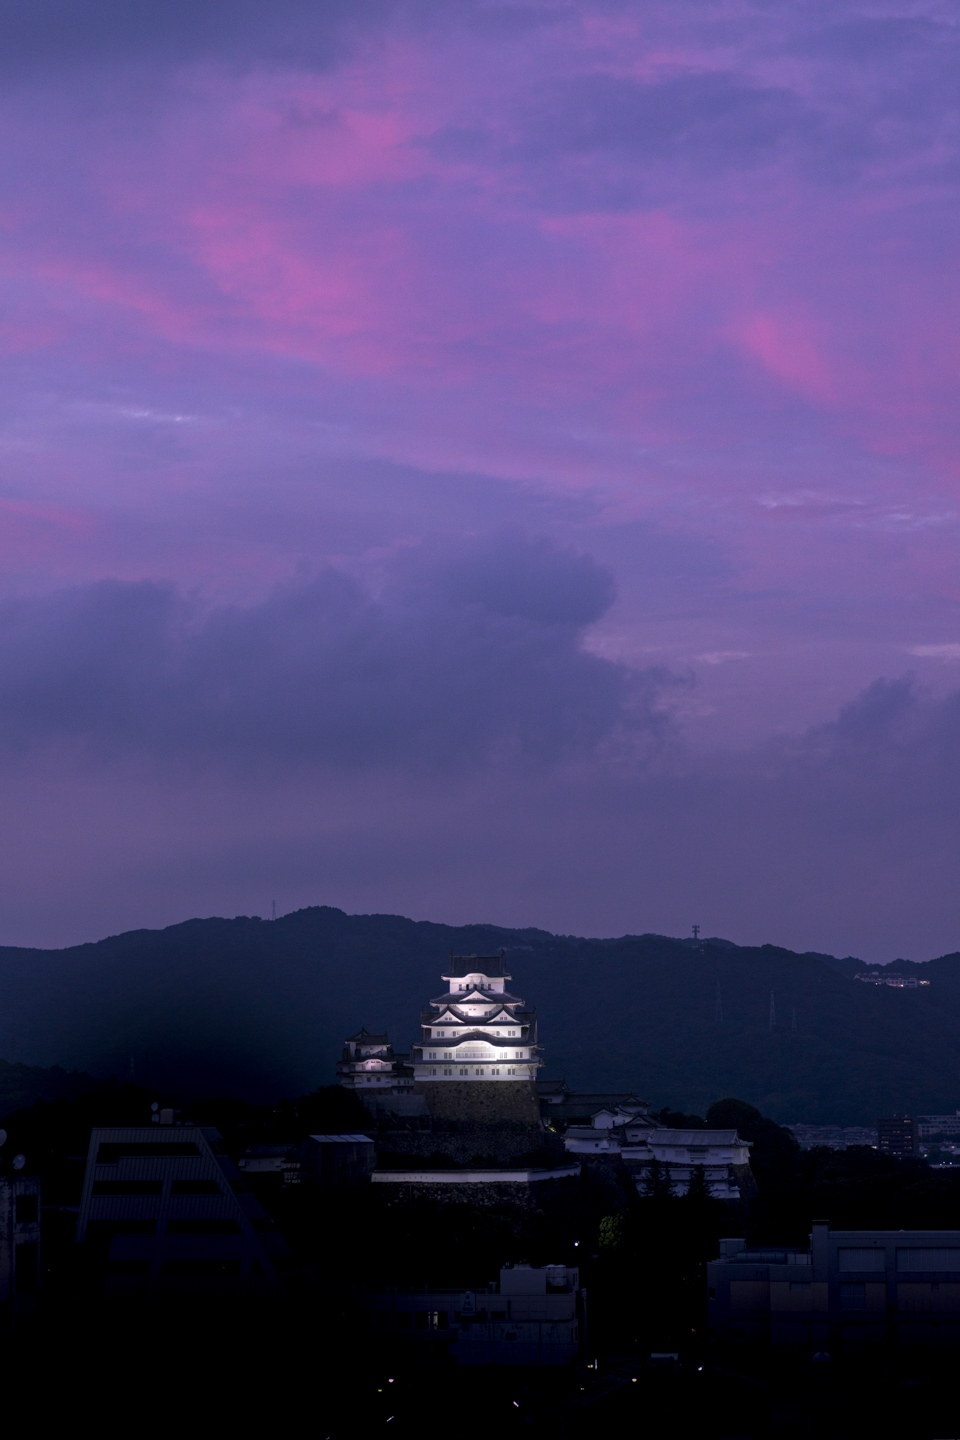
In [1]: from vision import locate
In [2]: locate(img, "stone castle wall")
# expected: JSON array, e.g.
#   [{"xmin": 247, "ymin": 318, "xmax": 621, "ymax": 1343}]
[{"xmin": 414, "ymin": 1079, "xmax": 543, "ymax": 1127}]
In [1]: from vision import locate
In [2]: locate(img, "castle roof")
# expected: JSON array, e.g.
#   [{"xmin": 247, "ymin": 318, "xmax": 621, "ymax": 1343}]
[
  {"xmin": 629, "ymin": 1129, "xmax": 748, "ymax": 1147},
  {"xmin": 442, "ymin": 950, "xmax": 509, "ymax": 979},
  {"xmin": 418, "ymin": 1031, "xmax": 538, "ymax": 1050},
  {"xmin": 344, "ymin": 1028, "xmax": 390, "ymax": 1044},
  {"xmin": 428, "ymin": 990, "xmax": 528, "ymax": 1009}
]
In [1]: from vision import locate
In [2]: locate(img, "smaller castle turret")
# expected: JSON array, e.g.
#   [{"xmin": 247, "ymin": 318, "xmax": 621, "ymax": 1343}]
[{"xmin": 337, "ymin": 1028, "xmax": 414, "ymax": 1100}]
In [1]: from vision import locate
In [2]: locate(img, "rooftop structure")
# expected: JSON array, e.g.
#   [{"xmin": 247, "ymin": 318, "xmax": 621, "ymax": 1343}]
[
  {"xmin": 410, "ymin": 952, "xmax": 541, "ymax": 1085},
  {"xmin": 537, "ymin": 1080, "xmax": 657, "ymax": 1127},
  {"xmin": 299, "ymin": 1134, "xmax": 376, "ymax": 1186}
]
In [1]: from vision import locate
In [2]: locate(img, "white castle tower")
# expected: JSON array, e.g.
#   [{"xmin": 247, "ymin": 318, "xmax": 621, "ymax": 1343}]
[{"xmin": 410, "ymin": 951, "xmax": 542, "ymax": 1084}]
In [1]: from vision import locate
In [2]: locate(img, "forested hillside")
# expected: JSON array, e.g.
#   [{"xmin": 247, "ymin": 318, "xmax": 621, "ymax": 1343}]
[{"xmin": 0, "ymin": 906, "xmax": 953, "ymax": 1122}]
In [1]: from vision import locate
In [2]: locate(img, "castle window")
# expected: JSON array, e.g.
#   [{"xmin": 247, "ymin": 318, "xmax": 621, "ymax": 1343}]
[
  {"xmin": 443, "ymin": 1069, "xmax": 452, "ymax": 1076},
  {"xmin": 459, "ymin": 1068, "xmax": 467, "ymax": 1075},
  {"xmin": 475, "ymin": 1068, "xmax": 483, "ymax": 1075},
  {"xmin": 431, "ymin": 1069, "xmax": 437, "ymax": 1076},
  {"xmin": 508, "ymin": 1069, "xmax": 516, "ymax": 1076}
]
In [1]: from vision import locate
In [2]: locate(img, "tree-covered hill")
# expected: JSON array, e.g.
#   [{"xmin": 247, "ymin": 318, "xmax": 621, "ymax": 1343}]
[{"xmin": 0, "ymin": 905, "xmax": 954, "ymax": 1122}]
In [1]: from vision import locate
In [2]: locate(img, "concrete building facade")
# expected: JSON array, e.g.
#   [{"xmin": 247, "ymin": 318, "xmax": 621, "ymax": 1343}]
[
  {"xmin": 77, "ymin": 1125, "xmax": 294, "ymax": 1300},
  {"xmin": 709, "ymin": 1222, "xmax": 960, "ymax": 1348}
]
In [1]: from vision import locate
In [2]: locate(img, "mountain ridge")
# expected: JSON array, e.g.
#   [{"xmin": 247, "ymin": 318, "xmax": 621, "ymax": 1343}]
[{"xmin": 0, "ymin": 905, "xmax": 955, "ymax": 1122}]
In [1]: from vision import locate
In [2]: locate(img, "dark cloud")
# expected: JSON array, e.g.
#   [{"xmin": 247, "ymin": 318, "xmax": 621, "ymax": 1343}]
[
  {"xmin": 0, "ymin": 535, "xmax": 664, "ymax": 770},
  {"xmin": 400, "ymin": 530, "xmax": 617, "ymax": 625},
  {"xmin": 0, "ymin": 0, "xmax": 395, "ymax": 75},
  {"xmin": 528, "ymin": 72, "xmax": 813, "ymax": 167}
]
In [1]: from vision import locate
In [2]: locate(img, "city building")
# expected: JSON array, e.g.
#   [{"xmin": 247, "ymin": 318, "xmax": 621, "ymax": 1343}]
[
  {"xmin": 356, "ymin": 1262, "xmax": 582, "ymax": 1366},
  {"xmin": 917, "ymin": 1112, "xmax": 960, "ymax": 1138},
  {"xmin": 76, "ymin": 1124, "xmax": 295, "ymax": 1300},
  {"xmin": 410, "ymin": 952, "xmax": 541, "ymax": 1086},
  {"xmin": 709, "ymin": 1221, "xmax": 960, "ymax": 1348},
  {"xmin": 854, "ymin": 972, "xmax": 929, "ymax": 988},
  {"xmin": 878, "ymin": 1116, "xmax": 919, "ymax": 1157},
  {"xmin": 0, "ymin": 1174, "xmax": 41, "ymax": 1311},
  {"xmin": 787, "ymin": 1125, "xmax": 878, "ymax": 1150}
]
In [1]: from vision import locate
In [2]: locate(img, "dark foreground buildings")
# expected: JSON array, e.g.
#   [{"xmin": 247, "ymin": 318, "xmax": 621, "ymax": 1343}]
[
  {"xmin": 709, "ymin": 1220, "xmax": 960, "ymax": 1348},
  {"xmin": 76, "ymin": 1123, "xmax": 293, "ymax": 1299},
  {"xmin": 0, "ymin": 1172, "xmax": 40, "ymax": 1311},
  {"xmin": 355, "ymin": 1262, "xmax": 582, "ymax": 1367}
]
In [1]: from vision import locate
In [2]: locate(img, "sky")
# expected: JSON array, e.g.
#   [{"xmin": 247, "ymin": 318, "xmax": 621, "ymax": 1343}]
[{"xmin": 1, "ymin": 0, "xmax": 960, "ymax": 959}]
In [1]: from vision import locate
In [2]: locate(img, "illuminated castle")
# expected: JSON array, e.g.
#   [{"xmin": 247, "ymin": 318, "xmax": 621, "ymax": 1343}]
[{"xmin": 410, "ymin": 951, "xmax": 541, "ymax": 1085}]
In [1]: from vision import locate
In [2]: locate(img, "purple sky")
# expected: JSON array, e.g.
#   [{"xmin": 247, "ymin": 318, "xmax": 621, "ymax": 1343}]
[{"xmin": 1, "ymin": 0, "xmax": 959, "ymax": 959}]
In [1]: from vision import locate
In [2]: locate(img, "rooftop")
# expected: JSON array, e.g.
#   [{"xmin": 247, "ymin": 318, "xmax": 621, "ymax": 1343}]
[{"xmin": 442, "ymin": 951, "xmax": 509, "ymax": 979}]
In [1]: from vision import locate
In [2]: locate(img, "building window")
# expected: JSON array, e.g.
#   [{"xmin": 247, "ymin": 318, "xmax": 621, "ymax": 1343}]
[
  {"xmin": 840, "ymin": 1283, "xmax": 866, "ymax": 1310},
  {"xmin": 431, "ymin": 1068, "xmax": 437, "ymax": 1076},
  {"xmin": 459, "ymin": 1068, "xmax": 467, "ymax": 1075},
  {"xmin": 789, "ymin": 1281, "xmax": 811, "ymax": 1292},
  {"xmin": 839, "ymin": 1249, "xmax": 886, "ymax": 1272},
  {"xmin": 443, "ymin": 1069, "xmax": 452, "ymax": 1076},
  {"xmin": 475, "ymin": 1068, "xmax": 483, "ymax": 1075},
  {"xmin": 508, "ymin": 1069, "xmax": 515, "ymax": 1075}
]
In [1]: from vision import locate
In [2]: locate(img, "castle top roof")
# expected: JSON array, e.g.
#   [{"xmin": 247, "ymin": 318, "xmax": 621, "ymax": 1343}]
[
  {"xmin": 442, "ymin": 950, "xmax": 509, "ymax": 978},
  {"xmin": 344, "ymin": 1028, "xmax": 390, "ymax": 1044}
]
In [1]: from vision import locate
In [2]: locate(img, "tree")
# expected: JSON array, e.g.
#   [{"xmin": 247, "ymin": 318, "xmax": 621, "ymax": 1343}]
[
  {"xmin": 642, "ymin": 1155, "xmax": 674, "ymax": 1200},
  {"xmin": 685, "ymin": 1162, "xmax": 711, "ymax": 1203},
  {"xmin": 705, "ymin": 1097, "xmax": 799, "ymax": 1191}
]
